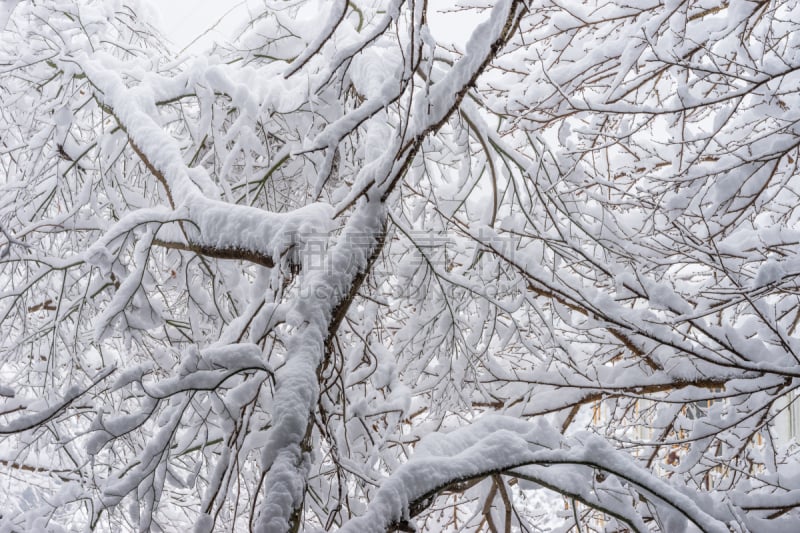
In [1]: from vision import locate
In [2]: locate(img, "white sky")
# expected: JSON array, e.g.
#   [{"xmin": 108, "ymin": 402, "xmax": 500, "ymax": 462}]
[{"xmin": 155, "ymin": 0, "xmax": 252, "ymax": 53}]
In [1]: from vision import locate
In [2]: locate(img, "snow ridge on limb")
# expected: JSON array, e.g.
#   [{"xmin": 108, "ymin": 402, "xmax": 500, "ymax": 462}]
[
  {"xmin": 77, "ymin": 55, "xmax": 334, "ymax": 271},
  {"xmin": 338, "ymin": 415, "xmax": 732, "ymax": 533},
  {"xmin": 251, "ymin": 196, "xmax": 387, "ymax": 533}
]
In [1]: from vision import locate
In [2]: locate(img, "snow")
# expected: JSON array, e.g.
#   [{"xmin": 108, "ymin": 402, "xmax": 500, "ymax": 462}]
[
  {"xmin": 0, "ymin": 367, "xmax": 113, "ymax": 435},
  {"xmin": 339, "ymin": 415, "xmax": 732, "ymax": 533},
  {"xmin": 255, "ymin": 198, "xmax": 387, "ymax": 532},
  {"xmin": 349, "ymin": 44, "xmax": 404, "ymax": 101},
  {"xmin": 409, "ymin": 0, "xmax": 515, "ymax": 142},
  {"xmin": 3, "ymin": 0, "xmax": 800, "ymax": 530},
  {"xmin": 79, "ymin": 56, "xmax": 335, "ymax": 273},
  {"xmin": 283, "ymin": 0, "xmax": 348, "ymax": 78}
]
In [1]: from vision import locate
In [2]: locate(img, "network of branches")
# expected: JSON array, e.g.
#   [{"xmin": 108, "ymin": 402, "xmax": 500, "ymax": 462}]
[{"xmin": 1, "ymin": 0, "xmax": 799, "ymax": 532}]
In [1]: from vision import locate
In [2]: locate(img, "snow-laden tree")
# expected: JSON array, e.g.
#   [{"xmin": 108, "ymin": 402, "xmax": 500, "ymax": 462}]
[{"xmin": 2, "ymin": 0, "xmax": 800, "ymax": 531}]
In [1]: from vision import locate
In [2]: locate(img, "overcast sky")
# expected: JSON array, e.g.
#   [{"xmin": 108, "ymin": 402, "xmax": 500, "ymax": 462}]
[{"xmin": 155, "ymin": 0, "xmax": 252, "ymax": 52}]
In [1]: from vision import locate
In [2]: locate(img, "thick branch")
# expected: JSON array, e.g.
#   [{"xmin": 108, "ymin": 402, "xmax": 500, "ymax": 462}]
[{"xmin": 153, "ymin": 238, "xmax": 275, "ymax": 268}]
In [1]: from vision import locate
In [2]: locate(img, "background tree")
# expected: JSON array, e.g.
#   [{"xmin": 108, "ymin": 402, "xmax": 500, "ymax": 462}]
[{"xmin": 1, "ymin": 0, "xmax": 799, "ymax": 531}]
